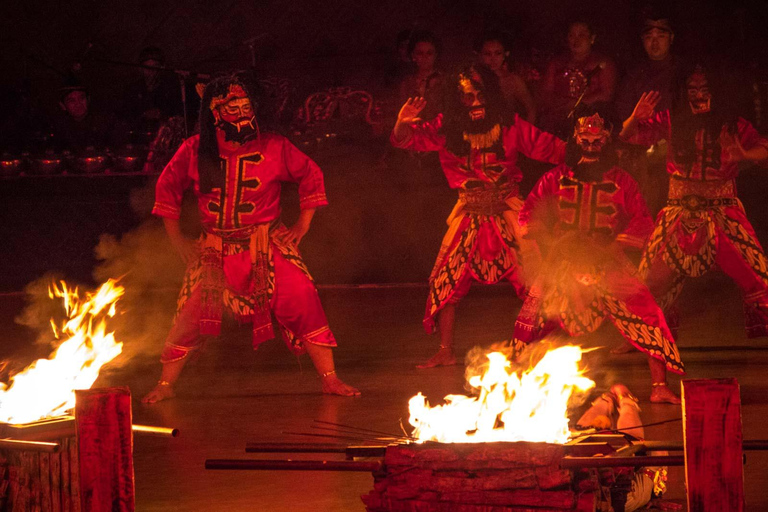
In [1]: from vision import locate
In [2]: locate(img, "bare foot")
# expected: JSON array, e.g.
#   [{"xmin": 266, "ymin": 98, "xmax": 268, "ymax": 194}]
[
  {"xmin": 610, "ymin": 342, "xmax": 635, "ymax": 355},
  {"xmin": 321, "ymin": 375, "xmax": 361, "ymax": 396},
  {"xmin": 577, "ymin": 393, "xmax": 616, "ymax": 429},
  {"xmin": 142, "ymin": 383, "xmax": 176, "ymax": 404},
  {"xmin": 416, "ymin": 347, "xmax": 458, "ymax": 369},
  {"xmin": 610, "ymin": 383, "xmax": 638, "ymax": 404},
  {"xmin": 650, "ymin": 383, "xmax": 681, "ymax": 405}
]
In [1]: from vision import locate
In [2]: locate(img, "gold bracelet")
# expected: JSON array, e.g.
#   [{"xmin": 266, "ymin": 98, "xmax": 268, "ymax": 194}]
[
  {"xmin": 320, "ymin": 370, "xmax": 336, "ymax": 379},
  {"xmin": 157, "ymin": 380, "xmax": 173, "ymax": 387}
]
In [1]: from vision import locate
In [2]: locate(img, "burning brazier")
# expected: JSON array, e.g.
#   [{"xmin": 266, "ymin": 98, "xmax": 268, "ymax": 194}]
[
  {"xmin": 0, "ymin": 387, "xmax": 135, "ymax": 511},
  {"xmin": 362, "ymin": 441, "xmax": 592, "ymax": 512}
]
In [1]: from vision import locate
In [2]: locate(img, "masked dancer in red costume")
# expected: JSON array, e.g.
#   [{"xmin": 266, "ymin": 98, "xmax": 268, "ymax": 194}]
[
  {"xmin": 391, "ymin": 66, "xmax": 565, "ymax": 368},
  {"xmin": 513, "ymin": 109, "xmax": 683, "ymax": 403},
  {"xmin": 143, "ymin": 72, "xmax": 359, "ymax": 403},
  {"xmin": 620, "ymin": 64, "xmax": 768, "ymax": 344}
]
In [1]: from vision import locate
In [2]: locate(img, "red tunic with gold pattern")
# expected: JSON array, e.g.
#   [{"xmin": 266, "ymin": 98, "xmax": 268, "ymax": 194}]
[
  {"xmin": 153, "ymin": 133, "xmax": 335, "ymax": 362},
  {"xmin": 628, "ymin": 111, "xmax": 768, "ymax": 338},
  {"xmin": 391, "ymin": 114, "xmax": 565, "ymax": 333},
  {"xmin": 513, "ymin": 163, "xmax": 683, "ymax": 374}
]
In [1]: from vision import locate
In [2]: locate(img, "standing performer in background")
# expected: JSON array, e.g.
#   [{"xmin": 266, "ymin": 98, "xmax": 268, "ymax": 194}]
[
  {"xmin": 513, "ymin": 110, "xmax": 683, "ymax": 403},
  {"xmin": 391, "ymin": 66, "xmax": 565, "ymax": 368},
  {"xmin": 143, "ymin": 72, "xmax": 359, "ymax": 403},
  {"xmin": 620, "ymin": 64, "xmax": 768, "ymax": 343}
]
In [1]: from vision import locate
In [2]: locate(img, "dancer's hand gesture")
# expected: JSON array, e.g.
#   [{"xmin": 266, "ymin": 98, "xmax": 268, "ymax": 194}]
[
  {"xmin": 397, "ymin": 97, "xmax": 427, "ymax": 124},
  {"xmin": 720, "ymin": 126, "xmax": 747, "ymax": 162},
  {"xmin": 631, "ymin": 91, "xmax": 661, "ymax": 122}
]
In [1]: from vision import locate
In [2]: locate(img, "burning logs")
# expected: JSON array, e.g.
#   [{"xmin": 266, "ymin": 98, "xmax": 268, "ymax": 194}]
[{"xmin": 362, "ymin": 442, "xmax": 593, "ymax": 512}]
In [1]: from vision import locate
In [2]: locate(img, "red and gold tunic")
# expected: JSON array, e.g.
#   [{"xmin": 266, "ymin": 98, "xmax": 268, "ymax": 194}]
[
  {"xmin": 514, "ymin": 164, "xmax": 683, "ymax": 374},
  {"xmin": 391, "ymin": 114, "xmax": 565, "ymax": 333},
  {"xmin": 627, "ymin": 112, "xmax": 768, "ymax": 338},
  {"xmin": 153, "ymin": 133, "xmax": 335, "ymax": 361},
  {"xmin": 154, "ymin": 133, "xmax": 328, "ymax": 228}
]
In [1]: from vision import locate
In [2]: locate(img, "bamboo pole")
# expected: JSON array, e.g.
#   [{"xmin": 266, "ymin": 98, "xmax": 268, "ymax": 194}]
[
  {"xmin": 560, "ymin": 455, "xmax": 684, "ymax": 468},
  {"xmin": 0, "ymin": 439, "xmax": 61, "ymax": 453},
  {"xmin": 131, "ymin": 425, "xmax": 179, "ymax": 438}
]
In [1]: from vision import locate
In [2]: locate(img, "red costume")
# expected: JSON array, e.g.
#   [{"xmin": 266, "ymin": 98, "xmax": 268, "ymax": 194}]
[
  {"xmin": 391, "ymin": 113, "xmax": 565, "ymax": 333},
  {"xmin": 628, "ymin": 110, "xmax": 768, "ymax": 338},
  {"xmin": 153, "ymin": 133, "xmax": 335, "ymax": 362},
  {"xmin": 513, "ymin": 162, "xmax": 684, "ymax": 374}
]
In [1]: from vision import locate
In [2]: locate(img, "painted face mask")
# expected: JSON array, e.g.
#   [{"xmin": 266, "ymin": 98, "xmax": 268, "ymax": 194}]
[
  {"xmin": 210, "ymin": 84, "xmax": 258, "ymax": 143},
  {"xmin": 574, "ymin": 113, "xmax": 610, "ymax": 161},
  {"xmin": 459, "ymin": 72, "xmax": 487, "ymax": 122},
  {"xmin": 686, "ymin": 68, "xmax": 712, "ymax": 115}
]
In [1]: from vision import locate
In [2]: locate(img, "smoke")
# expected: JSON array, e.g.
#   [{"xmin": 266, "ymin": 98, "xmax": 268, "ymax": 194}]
[{"xmin": 90, "ymin": 219, "xmax": 186, "ymax": 367}]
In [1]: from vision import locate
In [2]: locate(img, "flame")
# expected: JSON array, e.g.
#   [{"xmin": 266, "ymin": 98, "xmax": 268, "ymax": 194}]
[
  {"xmin": 0, "ymin": 279, "xmax": 125, "ymax": 424},
  {"xmin": 408, "ymin": 345, "xmax": 594, "ymax": 444}
]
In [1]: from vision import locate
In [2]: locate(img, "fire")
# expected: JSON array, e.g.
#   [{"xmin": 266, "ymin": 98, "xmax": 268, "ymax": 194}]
[
  {"xmin": 0, "ymin": 279, "xmax": 125, "ymax": 424},
  {"xmin": 408, "ymin": 345, "xmax": 594, "ymax": 444}
]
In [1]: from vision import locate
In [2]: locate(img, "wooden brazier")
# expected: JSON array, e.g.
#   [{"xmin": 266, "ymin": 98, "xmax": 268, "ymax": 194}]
[
  {"xmin": 0, "ymin": 387, "xmax": 135, "ymax": 512},
  {"xmin": 362, "ymin": 441, "xmax": 593, "ymax": 512}
]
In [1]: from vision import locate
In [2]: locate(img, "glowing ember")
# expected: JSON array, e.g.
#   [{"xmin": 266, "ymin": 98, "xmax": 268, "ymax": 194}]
[
  {"xmin": 0, "ymin": 279, "xmax": 125, "ymax": 424},
  {"xmin": 408, "ymin": 345, "xmax": 594, "ymax": 444}
]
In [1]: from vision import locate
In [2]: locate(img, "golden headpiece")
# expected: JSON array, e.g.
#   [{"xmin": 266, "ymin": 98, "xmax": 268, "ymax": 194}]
[{"xmin": 575, "ymin": 113, "xmax": 609, "ymax": 136}]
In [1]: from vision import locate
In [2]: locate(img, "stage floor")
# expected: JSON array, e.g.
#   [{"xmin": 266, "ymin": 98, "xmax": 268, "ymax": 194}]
[{"xmin": 2, "ymin": 275, "xmax": 768, "ymax": 511}]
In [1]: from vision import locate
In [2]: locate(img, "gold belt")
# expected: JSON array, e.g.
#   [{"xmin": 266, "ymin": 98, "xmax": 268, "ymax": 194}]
[
  {"xmin": 667, "ymin": 178, "xmax": 736, "ymax": 211},
  {"xmin": 458, "ymin": 185, "xmax": 516, "ymax": 215}
]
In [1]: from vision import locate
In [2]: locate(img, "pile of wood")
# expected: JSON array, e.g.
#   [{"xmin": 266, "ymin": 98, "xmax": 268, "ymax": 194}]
[
  {"xmin": 362, "ymin": 441, "xmax": 593, "ymax": 512},
  {"xmin": 0, "ymin": 437, "xmax": 79, "ymax": 511}
]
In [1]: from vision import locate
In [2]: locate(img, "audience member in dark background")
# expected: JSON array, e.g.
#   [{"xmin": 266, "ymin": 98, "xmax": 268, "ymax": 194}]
[
  {"xmin": 538, "ymin": 19, "xmax": 617, "ymax": 139},
  {"xmin": 615, "ymin": 10, "xmax": 682, "ymax": 216},
  {"xmin": 398, "ymin": 30, "xmax": 445, "ymax": 123},
  {"xmin": 51, "ymin": 80, "xmax": 116, "ymax": 152},
  {"xmin": 476, "ymin": 31, "xmax": 537, "ymax": 124},
  {"xmin": 118, "ymin": 46, "xmax": 183, "ymax": 141}
]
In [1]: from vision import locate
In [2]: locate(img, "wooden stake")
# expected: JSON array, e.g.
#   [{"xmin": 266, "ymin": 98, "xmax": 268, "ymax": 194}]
[{"xmin": 682, "ymin": 378, "xmax": 745, "ymax": 512}]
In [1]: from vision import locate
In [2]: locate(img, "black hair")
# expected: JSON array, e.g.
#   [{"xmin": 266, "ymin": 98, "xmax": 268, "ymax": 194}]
[
  {"xmin": 139, "ymin": 46, "xmax": 165, "ymax": 64},
  {"xmin": 669, "ymin": 61, "xmax": 738, "ymax": 169},
  {"xmin": 567, "ymin": 18, "xmax": 596, "ymax": 36},
  {"xmin": 407, "ymin": 30, "xmax": 440, "ymax": 57},
  {"xmin": 59, "ymin": 74, "xmax": 88, "ymax": 103},
  {"xmin": 474, "ymin": 30, "xmax": 512, "ymax": 54}
]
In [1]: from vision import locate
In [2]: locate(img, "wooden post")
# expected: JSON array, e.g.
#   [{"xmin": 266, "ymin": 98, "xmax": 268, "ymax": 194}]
[
  {"xmin": 682, "ymin": 378, "xmax": 744, "ymax": 512},
  {"xmin": 75, "ymin": 387, "xmax": 135, "ymax": 512}
]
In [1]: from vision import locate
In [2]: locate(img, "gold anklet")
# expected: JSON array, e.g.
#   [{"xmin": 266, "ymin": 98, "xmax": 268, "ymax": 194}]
[
  {"xmin": 320, "ymin": 370, "xmax": 336, "ymax": 379},
  {"xmin": 157, "ymin": 380, "xmax": 172, "ymax": 387},
  {"xmin": 439, "ymin": 345, "xmax": 452, "ymax": 350},
  {"xmin": 652, "ymin": 382, "xmax": 668, "ymax": 387}
]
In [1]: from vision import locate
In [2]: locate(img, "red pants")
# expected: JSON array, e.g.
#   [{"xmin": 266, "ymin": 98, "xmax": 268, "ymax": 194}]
[
  {"xmin": 514, "ymin": 262, "xmax": 684, "ymax": 374},
  {"xmin": 161, "ymin": 249, "xmax": 335, "ymax": 363},
  {"xmin": 641, "ymin": 205, "xmax": 768, "ymax": 338},
  {"xmin": 425, "ymin": 213, "xmax": 526, "ymax": 334}
]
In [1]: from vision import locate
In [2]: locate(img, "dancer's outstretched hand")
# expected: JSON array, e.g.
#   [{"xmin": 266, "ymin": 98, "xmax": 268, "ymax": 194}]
[
  {"xmin": 719, "ymin": 126, "xmax": 747, "ymax": 162},
  {"xmin": 631, "ymin": 91, "xmax": 661, "ymax": 122},
  {"xmin": 397, "ymin": 97, "xmax": 427, "ymax": 124}
]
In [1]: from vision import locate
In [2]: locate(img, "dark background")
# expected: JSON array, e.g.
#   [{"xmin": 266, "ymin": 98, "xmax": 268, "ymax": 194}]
[{"xmin": 3, "ymin": 0, "xmax": 768, "ymax": 291}]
